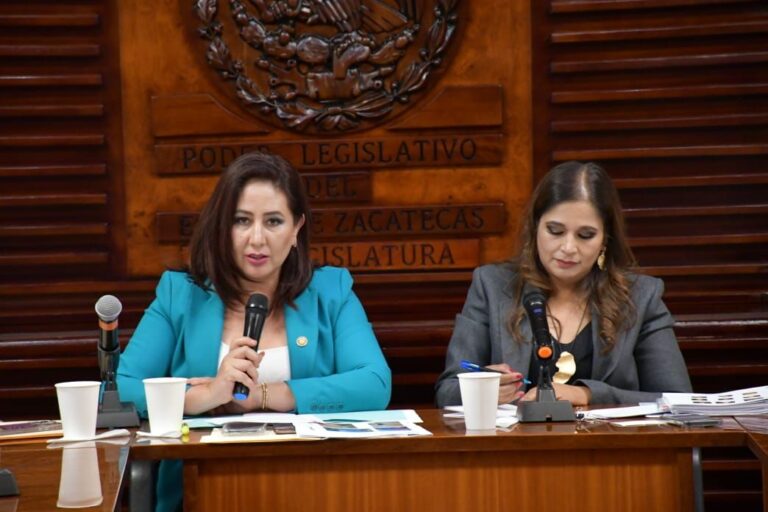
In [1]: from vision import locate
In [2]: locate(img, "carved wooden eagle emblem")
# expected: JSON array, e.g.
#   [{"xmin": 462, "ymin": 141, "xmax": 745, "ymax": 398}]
[{"xmin": 194, "ymin": 0, "xmax": 459, "ymax": 133}]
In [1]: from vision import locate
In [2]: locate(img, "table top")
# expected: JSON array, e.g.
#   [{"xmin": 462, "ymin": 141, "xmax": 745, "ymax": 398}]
[
  {"xmin": 130, "ymin": 408, "xmax": 749, "ymax": 460},
  {"xmin": 0, "ymin": 441, "xmax": 127, "ymax": 512},
  {"xmin": 1, "ymin": 410, "xmax": 766, "ymax": 512},
  {"xmin": 736, "ymin": 415, "xmax": 768, "ymax": 464}
]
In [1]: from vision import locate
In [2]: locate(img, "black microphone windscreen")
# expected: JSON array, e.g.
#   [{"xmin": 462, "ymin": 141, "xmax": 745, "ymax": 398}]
[
  {"xmin": 246, "ymin": 293, "xmax": 269, "ymax": 312},
  {"xmin": 523, "ymin": 291, "xmax": 546, "ymax": 311},
  {"xmin": 95, "ymin": 295, "xmax": 122, "ymax": 322}
]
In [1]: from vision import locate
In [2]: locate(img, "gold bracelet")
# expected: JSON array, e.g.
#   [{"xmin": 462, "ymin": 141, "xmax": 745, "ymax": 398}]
[{"xmin": 261, "ymin": 383, "xmax": 269, "ymax": 411}]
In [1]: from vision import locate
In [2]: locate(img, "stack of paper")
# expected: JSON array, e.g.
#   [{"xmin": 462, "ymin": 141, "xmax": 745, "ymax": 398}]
[
  {"xmin": 0, "ymin": 420, "xmax": 62, "ymax": 441},
  {"xmin": 442, "ymin": 404, "xmax": 520, "ymax": 428},
  {"xmin": 661, "ymin": 385, "xmax": 768, "ymax": 416}
]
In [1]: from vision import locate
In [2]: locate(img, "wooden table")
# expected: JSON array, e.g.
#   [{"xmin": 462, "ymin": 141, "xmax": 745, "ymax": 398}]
[
  {"xmin": 736, "ymin": 415, "xmax": 768, "ymax": 512},
  {"xmin": 749, "ymin": 433, "xmax": 768, "ymax": 512},
  {"xmin": 130, "ymin": 410, "xmax": 748, "ymax": 512},
  {"xmin": 0, "ymin": 440, "xmax": 127, "ymax": 512}
]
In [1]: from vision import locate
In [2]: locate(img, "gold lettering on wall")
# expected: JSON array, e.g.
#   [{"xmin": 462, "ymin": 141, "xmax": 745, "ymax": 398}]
[
  {"xmin": 303, "ymin": 172, "xmax": 371, "ymax": 203},
  {"xmin": 156, "ymin": 203, "xmax": 505, "ymax": 244},
  {"xmin": 311, "ymin": 204, "xmax": 505, "ymax": 238},
  {"xmin": 154, "ymin": 134, "xmax": 503, "ymax": 174},
  {"xmin": 310, "ymin": 240, "xmax": 480, "ymax": 270}
]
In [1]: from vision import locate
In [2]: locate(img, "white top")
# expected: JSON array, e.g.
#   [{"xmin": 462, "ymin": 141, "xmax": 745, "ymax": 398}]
[{"xmin": 217, "ymin": 342, "xmax": 291, "ymax": 384}]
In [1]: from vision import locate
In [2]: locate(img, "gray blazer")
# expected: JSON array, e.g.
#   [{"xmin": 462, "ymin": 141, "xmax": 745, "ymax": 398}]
[{"xmin": 435, "ymin": 263, "xmax": 692, "ymax": 407}]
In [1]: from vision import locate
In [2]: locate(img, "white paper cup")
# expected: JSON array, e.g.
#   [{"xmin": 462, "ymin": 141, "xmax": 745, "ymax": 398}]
[
  {"xmin": 55, "ymin": 381, "xmax": 101, "ymax": 440},
  {"xmin": 143, "ymin": 377, "xmax": 187, "ymax": 435},
  {"xmin": 57, "ymin": 442, "xmax": 103, "ymax": 508},
  {"xmin": 458, "ymin": 372, "xmax": 501, "ymax": 431}
]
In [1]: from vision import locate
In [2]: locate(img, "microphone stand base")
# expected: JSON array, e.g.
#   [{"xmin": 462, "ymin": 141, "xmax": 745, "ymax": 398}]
[
  {"xmin": 517, "ymin": 400, "xmax": 576, "ymax": 423},
  {"xmin": 0, "ymin": 469, "xmax": 19, "ymax": 497},
  {"xmin": 97, "ymin": 389, "xmax": 140, "ymax": 428}
]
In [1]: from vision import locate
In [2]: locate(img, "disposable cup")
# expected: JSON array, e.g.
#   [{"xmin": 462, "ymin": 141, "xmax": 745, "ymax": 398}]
[
  {"xmin": 143, "ymin": 377, "xmax": 187, "ymax": 435},
  {"xmin": 458, "ymin": 372, "xmax": 500, "ymax": 431},
  {"xmin": 57, "ymin": 442, "xmax": 103, "ymax": 508},
  {"xmin": 55, "ymin": 381, "xmax": 101, "ymax": 440}
]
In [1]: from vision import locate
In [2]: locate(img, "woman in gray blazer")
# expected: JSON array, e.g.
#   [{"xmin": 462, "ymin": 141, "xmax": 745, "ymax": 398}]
[{"xmin": 435, "ymin": 161, "xmax": 692, "ymax": 407}]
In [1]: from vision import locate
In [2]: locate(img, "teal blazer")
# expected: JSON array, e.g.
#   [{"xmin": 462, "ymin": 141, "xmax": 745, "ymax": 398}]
[{"xmin": 117, "ymin": 266, "xmax": 391, "ymax": 416}]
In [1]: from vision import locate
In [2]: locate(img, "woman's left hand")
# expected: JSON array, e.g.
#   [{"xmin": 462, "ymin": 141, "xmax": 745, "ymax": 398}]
[
  {"xmin": 186, "ymin": 376, "xmax": 261, "ymax": 414},
  {"xmin": 521, "ymin": 383, "xmax": 591, "ymax": 405}
]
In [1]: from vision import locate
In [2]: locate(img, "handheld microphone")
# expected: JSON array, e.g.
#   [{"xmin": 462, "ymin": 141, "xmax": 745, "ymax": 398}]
[
  {"xmin": 95, "ymin": 294, "xmax": 122, "ymax": 390},
  {"xmin": 523, "ymin": 291, "xmax": 554, "ymax": 362},
  {"xmin": 232, "ymin": 293, "xmax": 269, "ymax": 401}
]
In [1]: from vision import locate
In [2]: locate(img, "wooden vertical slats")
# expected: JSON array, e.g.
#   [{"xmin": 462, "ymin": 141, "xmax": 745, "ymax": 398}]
[
  {"xmin": 0, "ymin": 104, "xmax": 104, "ymax": 117},
  {"xmin": 0, "ymin": 14, "xmax": 100, "ymax": 27},
  {"xmin": 0, "ymin": 134, "xmax": 105, "ymax": 146},
  {"xmin": 552, "ymin": 83, "xmax": 768, "ymax": 103},
  {"xmin": 552, "ymin": 113, "xmax": 768, "ymax": 132},
  {"xmin": 0, "ymin": 1, "xmax": 117, "ymax": 283},
  {"xmin": 550, "ymin": 0, "xmax": 755, "ymax": 14},
  {"xmin": 0, "ymin": 164, "xmax": 106, "ymax": 177},
  {"xmin": 536, "ymin": 0, "xmax": 768, "ymax": 285},
  {"xmin": 0, "ymin": 44, "xmax": 101, "ymax": 57},
  {"xmin": 551, "ymin": 51, "xmax": 768, "ymax": 73},
  {"xmin": 0, "ymin": 74, "xmax": 103, "ymax": 87},
  {"xmin": 552, "ymin": 20, "xmax": 768, "ymax": 43}
]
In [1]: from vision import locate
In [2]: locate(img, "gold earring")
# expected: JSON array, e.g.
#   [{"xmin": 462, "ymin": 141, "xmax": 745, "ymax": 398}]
[{"xmin": 597, "ymin": 247, "xmax": 606, "ymax": 270}]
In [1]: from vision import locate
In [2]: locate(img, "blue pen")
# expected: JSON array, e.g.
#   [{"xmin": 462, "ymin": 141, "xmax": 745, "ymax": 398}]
[{"xmin": 459, "ymin": 360, "xmax": 532, "ymax": 385}]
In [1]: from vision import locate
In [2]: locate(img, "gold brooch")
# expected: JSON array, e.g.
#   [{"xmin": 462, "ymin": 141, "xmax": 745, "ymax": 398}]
[
  {"xmin": 553, "ymin": 351, "xmax": 576, "ymax": 384},
  {"xmin": 296, "ymin": 336, "xmax": 309, "ymax": 347}
]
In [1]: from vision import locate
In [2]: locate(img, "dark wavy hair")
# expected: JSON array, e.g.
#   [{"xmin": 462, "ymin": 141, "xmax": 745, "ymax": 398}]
[
  {"xmin": 508, "ymin": 161, "xmax": 637, "ymax": 352},
  {"xmin": 187, "ymin": 151, "xmax": 313, "ymax": 311}
]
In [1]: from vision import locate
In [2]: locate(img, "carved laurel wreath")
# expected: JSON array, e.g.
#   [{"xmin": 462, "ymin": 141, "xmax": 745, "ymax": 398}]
[{"xmin": 194, "ymin": 0, "xmax": 458, "ymax": 132}]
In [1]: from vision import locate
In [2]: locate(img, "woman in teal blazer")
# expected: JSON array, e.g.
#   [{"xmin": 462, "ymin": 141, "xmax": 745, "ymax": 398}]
[
  {"xmin": 118, "ymin": 266, "xmax": 391, "ymax": 416},
  {"xmin": 117, "ymin": 152, "xmax": 390, "ymax": 512}
]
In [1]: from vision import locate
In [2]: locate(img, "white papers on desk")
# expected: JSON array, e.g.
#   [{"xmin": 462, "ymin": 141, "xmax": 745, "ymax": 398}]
[
  {"xmin": 193, "ymin": 410, "xmax": 430, "ymax": 442},
  {"xmin": 294, "ymin": 420, "xmax": 431, "ymax": 439},
  {"xmin": 183, "ymin": 413, "xmax": 318, "ymax": 429},
  {"xmin": 577, "ymin": 403, "xmax": 661, "ymax": 420},
  {"xmin": 185, "ymin": 410, "xmax": 422, "ymax": 429},
  {"xmin": 611, "ymin": 419, "xmax": 673, "ymax": 427},
  {"xmin": 661, "ymin": 385, "xmax": 768, "ymax": 416},
  {"xmin": 313, "ymin": 409, "xmax": 423, "ymax": 423},
  {"xmin": 201, "ymin": 429, "xmax": 319, "ymax": 444},
  {"xmin": 443, "ymin": 404, "xmax": 520, "ymax": 428}
]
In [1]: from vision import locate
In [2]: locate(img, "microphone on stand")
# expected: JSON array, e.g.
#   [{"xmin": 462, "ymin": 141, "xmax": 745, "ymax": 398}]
[
  {"xmin": 95, "ymin": 295, "xmax": 139, "ymax": 428},
  {"xmin": 232, "ymin": 293, "xmax": 269, "ymax": 401},
  {"xmin": 96, "ymin": 295, "xmax": 121, "ymax": 390},
  {"xmin": 517, "ymin": 291, "xmax": 575, "ymax": 423}
]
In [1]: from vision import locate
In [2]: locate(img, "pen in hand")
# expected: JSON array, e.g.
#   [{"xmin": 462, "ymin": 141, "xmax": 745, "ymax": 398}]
[{"xmin": 459, "ymin": 360, "xmax": 532, "ymax": 385}]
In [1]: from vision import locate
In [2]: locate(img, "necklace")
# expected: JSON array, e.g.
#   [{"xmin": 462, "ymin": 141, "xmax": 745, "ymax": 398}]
[{"xmin": 551, "ymin": 301, "xmax": 589, "ymax": 384}]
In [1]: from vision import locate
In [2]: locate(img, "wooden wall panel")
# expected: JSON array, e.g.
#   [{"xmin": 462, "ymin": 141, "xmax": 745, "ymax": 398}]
[
  {"xmin": 533, "ymin": 0, "xmax": 768, "ymax": 308},
  {"xmin": 0, "ymin": 0, "xmax": 126, "ymax": 282},
  {"xmin": 116, "ymin": 0, "xmax": 532, "ymax": 277}
]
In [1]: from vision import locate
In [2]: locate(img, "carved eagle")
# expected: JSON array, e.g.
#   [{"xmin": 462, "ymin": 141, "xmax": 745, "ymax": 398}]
[{"xmin": 306, "ymin": 0, "xmax": 418, "ymax": 34}]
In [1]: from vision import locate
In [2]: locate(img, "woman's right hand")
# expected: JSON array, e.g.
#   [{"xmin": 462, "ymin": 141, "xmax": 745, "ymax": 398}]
[
  {"xmin": 207, "ymin": 335, "xmax": 264, "ymax": 408},
  {"xmin": 485, "ymin": 363, "xmax": 526, "ymax": 404},
  {"xmin": 183, "ymin": 336, "xmax": 264, "ymax": 416}
]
